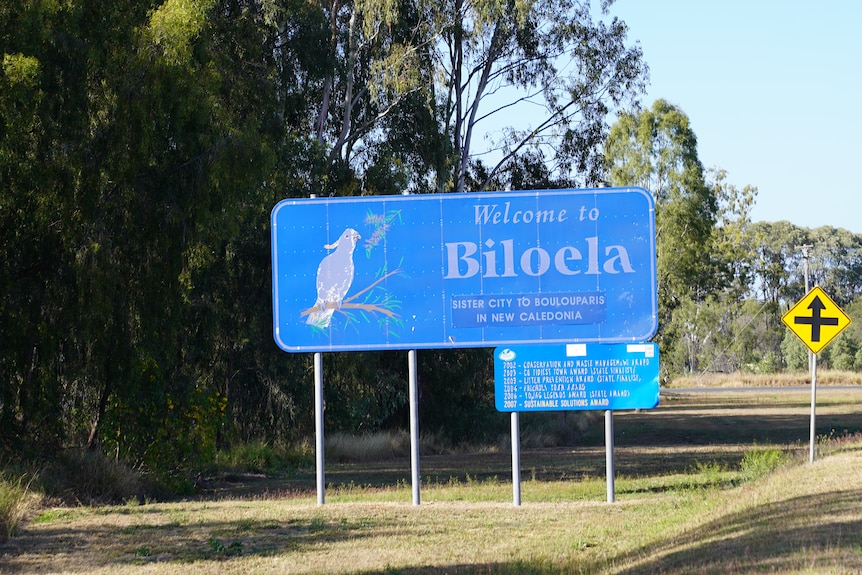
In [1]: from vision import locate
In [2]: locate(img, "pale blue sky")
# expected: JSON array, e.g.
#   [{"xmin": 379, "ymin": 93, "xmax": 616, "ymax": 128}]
[{"xmin": 604, "ymin": 1, "xmax": 862, "ymax": 233}]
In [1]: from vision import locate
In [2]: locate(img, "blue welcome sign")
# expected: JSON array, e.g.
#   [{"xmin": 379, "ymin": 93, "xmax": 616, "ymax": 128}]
[{"xmin": 271, "ymin": 188, "xmax": 657, "ymax": 352}]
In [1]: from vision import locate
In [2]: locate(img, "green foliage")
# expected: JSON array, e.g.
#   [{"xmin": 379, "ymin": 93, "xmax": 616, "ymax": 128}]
[
  {"xmin": 417, "ymin": 349, "xmax": 508, "ymax": 445},
  {"xmin": 605, "ymin": 100, "xmax": 721, "ymax": 363},
  {"xmin": 605, "ymin": 100, "xmax": 718, "ymax": 306},
  {"xmin": 687, "ymin": 460, "xmax": 733, "ymax": 490},
  {"xmin": 147, "ymin": 0, "xmax": 217, "ymax": 64},
  {"xmin": 215, "ymin": 441, "xmax": 312, "ymax": 473},
  {"xmin": 739, "ymin": 447, "xmax": 787, "ymax": 482},
  {"xmin": 2, "ymin": 52, "xmax": 41, "ymax": 86},
  {"xmin": 323, "ymin": 352, "xmax": 409, "ymax": 434},
  {"xmin": 781, "ymin": 330, "xmax": 809, "ymax": 372},
  {"xmin": 752, "ymin": 351, "xmax": 781, "ymax": 374},
  {"xmin": 827, "ymin": 332, "xmax": 858, "ymax": 371},
  {"xmin": 207, "ymin": 535, "xmax": 243, "ymax": 557},
  {"xmin": 708, "ymin": 168, "xmax": 758, "ymax": 299},
  {"xmin": 0, "ymin": 0, "xmax": 292, "ymax": 469},
  {"xmin": 3, "ymin": 0, "xmax": 862, "ymax": 491},
  {"xmin": 606, "ymin": 102, "xmax": 862, "ymax": 378}
]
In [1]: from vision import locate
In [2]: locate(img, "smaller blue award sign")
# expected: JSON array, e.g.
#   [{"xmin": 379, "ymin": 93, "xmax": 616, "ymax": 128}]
[{"xmin": 494, "ymin": 343, "xmax": 660, "ymax": 412}]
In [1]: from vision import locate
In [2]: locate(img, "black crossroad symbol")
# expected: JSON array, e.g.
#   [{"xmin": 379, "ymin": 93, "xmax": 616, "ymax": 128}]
[{"xmin": 793, "ymin": 296, "xmax": 839, "ymax": 342}]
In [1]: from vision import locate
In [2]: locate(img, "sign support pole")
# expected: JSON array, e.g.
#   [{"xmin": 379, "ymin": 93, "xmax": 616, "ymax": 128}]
[
  {"xmin": 511, "ymin": 412, "xmax": 521, "ymax": 506},
  {"xmin": 408, "ymin": 349, "xmax": 420, "ymax": 505},
  {"xmin": 801, "ymin": 244, "xmax": 817, "ymax": 464},
  {"xmin": 314, "ymin": 352, "xmax": 325, "ymax": 505},
  {"xmin": 809, "ymin": 351, "xmax": 817, "ymax": 463},
  {"xmin": 605, "ymin": 410, "xmax": 615, "ymax": 503}
]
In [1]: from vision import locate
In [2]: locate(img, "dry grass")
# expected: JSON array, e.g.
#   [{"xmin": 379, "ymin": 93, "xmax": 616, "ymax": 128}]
[
  {"xmin": 669, "ymin": 368, "xmax": 862, "ymax": 388},
  {"xmin": 325, "ymin": 430, "xmax": 412, "ymax": 462},
  {"xmin": 3, "ymin": 388, "xmax": 862, "ymax": 574},
  {"xmin": 4, "ymin": 445, "xmax": 862, "ymax": 574},
  {"xmin": 0, "ymin": 475, "xmax": 41, "ymax": 542}
]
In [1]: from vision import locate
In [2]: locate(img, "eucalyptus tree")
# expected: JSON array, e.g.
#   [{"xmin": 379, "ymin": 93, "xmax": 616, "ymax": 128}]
[
  {"xmin": 658, "ymin": 169, "xmax": 759, "ymax": 374},
  {"xmin": 803, "ymin": 226, "xmax": 862, "ymax": 306},
  {"xmin": 0, "ymin": 0, "xmax": 159, "ymax": 450},
  {"xmin": 0, "ymin": 0, "xmax": 290, "ymax": 467},
  {"xmin": 265, "ymin": 0, "xmax": 646, "ymax": 195},
  {"xmin": 747, "ymin": 222, "xmax": 862, "ymax": 310},
  {"xmin": 261, "ymin": 0, "xmax": 437, "ymax": 195},
  {"xmin": 748, "ymin": 221, "xmax": 809, "ymax": 305},
  {"xmin": 708, "ymin": 168, "xmax": 758, "ymax": 299},
  {"xmin": 605, "ymin": 100, "xmax": 718, "ymax": 322},
  {"xmin": 434, "ymin": 0, "xmax": 647, "ymax": 192}
]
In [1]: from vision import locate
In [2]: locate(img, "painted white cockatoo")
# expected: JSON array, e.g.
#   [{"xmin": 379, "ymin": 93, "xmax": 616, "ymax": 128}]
[{"xmin": 306, "ymin": 228, "xmax": 361, "ymax": 328}]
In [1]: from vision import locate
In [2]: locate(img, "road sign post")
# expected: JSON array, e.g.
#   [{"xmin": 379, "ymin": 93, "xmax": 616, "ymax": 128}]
[
  {"xmin": 494, "ymin": 343, "xmax": 660, "ymax": 504},
  {"xmin": 782, "ymin": 286, "xmax": 851, "ymax": 462}
]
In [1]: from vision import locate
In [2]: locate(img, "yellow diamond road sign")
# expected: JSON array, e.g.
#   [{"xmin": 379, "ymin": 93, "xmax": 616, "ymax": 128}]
[{"xmin": 782, "ymin": 286, "xmax": 851, "ymax": 354}]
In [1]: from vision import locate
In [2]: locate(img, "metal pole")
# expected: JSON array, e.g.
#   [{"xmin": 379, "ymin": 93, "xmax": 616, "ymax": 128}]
[
  {"xmin": 800, "ymin": 244, "xmax": 817, "ymax": 463},
  {"xmin": 810, "ymin": 352, "xmax": 817, "ymax": 463},
  {"xmin": 605, "ymin": 410, "xmax": 615, "ymax": 503},
  {"xmin": 314, "ymin": 352, "xmax": 325, "ymax": 505},
  {"xmin": 408, "ymin": 350, "xmax": 421, "ymax": 505},
  {"xmin": 511, "ymin": 412, "xmax": 521, "ymax": 506},
  {"xmin": 309, "ymin": 193, "xmax": 326, "ymax": 505}
]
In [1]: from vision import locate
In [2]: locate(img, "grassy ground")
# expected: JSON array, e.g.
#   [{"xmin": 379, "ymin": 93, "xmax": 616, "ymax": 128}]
[{"xmin": 2, "ymin": 387, "xmax": 862, "ymax": 574}]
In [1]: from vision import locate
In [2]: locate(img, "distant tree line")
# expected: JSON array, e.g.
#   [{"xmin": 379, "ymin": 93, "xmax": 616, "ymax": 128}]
[
  {"xmin": 605, "ymin": 100, "xmax": 862, "ymax": 378},
  {"xmin": 2, "ymin": 0, "xmax": 860, "ymax": 475}
]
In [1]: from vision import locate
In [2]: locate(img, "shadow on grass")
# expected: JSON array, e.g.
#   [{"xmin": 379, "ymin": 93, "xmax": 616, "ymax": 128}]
[
  {"xmin": 181, "ymin": 388, "xmax": 862, "ymax": 500},
  {"xmin": 4, "ymin": 485, "xmax": 862, "ymax": 574},
  {"xmin": 0, "ymin": 513, "xmax": 395, "ymax": 571},
  {"xmin": 5, "ymin": 391, "xmax": 862, "ymax": 574},
  {"xmin": 343, "ymin": 489, "xmax": 862, "ymax": 574},
  {"xmin": 610, "ymin": 488, "xmax": 862, "ymax": 574},
  {"xmin": 193, "ymin": 396, "xmax": 862, "ymax": 498}
]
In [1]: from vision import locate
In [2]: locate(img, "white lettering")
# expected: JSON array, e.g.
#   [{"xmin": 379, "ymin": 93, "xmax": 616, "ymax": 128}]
[
  {"xmin": 520, "ymin": 247, "xmax": 550, "ymax": 276},
  {"xmin": 444, "ymin": 242, "xmax": 480, "ymax": 279},
  {"xmin": 473, "ymin": 203, "xmax": 569, "ymax": 225},
  {"xmin": 586, "ymin": 236, "xmax": 599, "ymax": 275},
  {"xmin": 443, "ymin": 237, "xmax": 634, "ymax": 279},
  {"xmin": 481, "ymin": 239, "xmax": 517, "ymax": 278},
  {"xmin": 603, "ymin": 245, "xmax": 635, "ymax": 273},
  {"xmin": 554, "ymin": 246, "xmax": 582, "ymax": 275}
]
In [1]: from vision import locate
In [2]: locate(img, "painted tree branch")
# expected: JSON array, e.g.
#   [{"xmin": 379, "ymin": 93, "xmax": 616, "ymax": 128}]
[
  {"xmin": 300, "ymin": 300, "xmax": 399, "ymax": 319},
  {"xmin": 300, "ymin": 268, "xmax": 403, "ymax": 318}
]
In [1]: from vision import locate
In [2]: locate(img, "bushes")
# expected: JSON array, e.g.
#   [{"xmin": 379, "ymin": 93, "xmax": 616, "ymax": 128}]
[
  {"xmin": 214, "ymin": 441, "xmax": 313, "ymax": 472},
  {"xmin": 739, "ymin": 447, "xmax": 788, "ymax": 482},
  {"xmin": 35, "ymin": 449, "xmax": 154, "ymax": 505},
  {"xmin": 0, "ymin": 449, "xmax": 149, "ymax": 542}
]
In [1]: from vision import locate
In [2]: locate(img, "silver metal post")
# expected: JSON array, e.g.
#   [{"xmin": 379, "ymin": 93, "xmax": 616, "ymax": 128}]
[
  {"xmin": 314, "ymin": 352, "xmax": 325, "ymax": 505},
  {"xmin": 605, "ymin": 410, "xmax": 615, "ymax": 503},
  {"xmin": 408, "ymin": 350, "xmax": 420, "ymax": 505},
  {"xmin": 800, "ymin": 244, "xmax": 817, "ymax": 463},
  {"xmin": 309, "ymin": 193, "xmax": 326, "ymax": 504},
  {"xmin": 511, "ymin": 412, "xmax": 521, "ymax": 506},
  {"xmin": 810, "ymin": 353, "xmax": 817, "ymax": 463}
]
